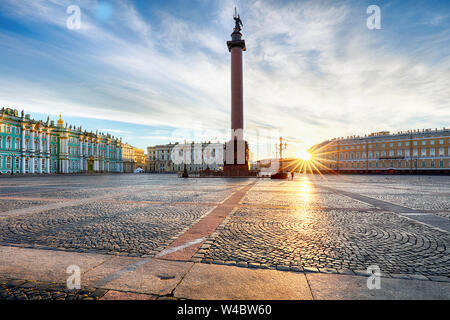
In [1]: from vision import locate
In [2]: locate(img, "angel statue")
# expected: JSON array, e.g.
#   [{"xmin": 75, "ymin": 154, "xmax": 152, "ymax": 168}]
[{"xmin": 233, "ymin": 7, "xmax": 243, "ymax": 32}]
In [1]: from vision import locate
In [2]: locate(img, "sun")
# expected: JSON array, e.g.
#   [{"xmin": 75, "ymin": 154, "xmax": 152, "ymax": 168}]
[{"xmin": 297, "ymin": 150, "xmax": 312, "ymax": 161}]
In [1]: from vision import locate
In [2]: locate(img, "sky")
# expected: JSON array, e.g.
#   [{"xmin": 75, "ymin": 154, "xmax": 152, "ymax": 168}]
[{"xmin": 0, "ymin": 0, "xmax": 449, "ymax": 160}]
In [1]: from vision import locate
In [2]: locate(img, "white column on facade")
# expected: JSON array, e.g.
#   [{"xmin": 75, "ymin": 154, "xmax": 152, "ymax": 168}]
[
  {"xmin": 46, "ymin": 132, "xmax": 50, "ymax": 154},
  {"xmin": 29, "ymin": 129, "xmax": 35, "ymax": 173},
  {"xmin": 37, "ymin": 131, "xmax": 42, "ymax": 174},
  {"xmin": 97, "ymin": 141, "xmax": 100, "ymax": 171},
  {"xmin": 21, "ymin": 125, "xmax": 26, "ymax": 174},
  {"xmin": 65, "ymin": 137, "xmax": 69, "ymax": 173},
  {"xmin": 93, "ymin": 141, "xmax": 96, "ymax": 171},
  {"xmin": 46, "ymin": 131, "xmax": 50, "ymax": 173},
  {"xmin": 79, "ymin": 138, "xmax": 84, "ymax": 172},
  {"xmin": 59, "ymin": 136, "xmax": 64, "ymax": 173},
  {"xmin": 106, "ymin": 143, "xmax": 110, "ymax": 172}
]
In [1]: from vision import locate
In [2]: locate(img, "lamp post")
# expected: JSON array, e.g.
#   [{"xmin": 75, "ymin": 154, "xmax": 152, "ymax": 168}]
[
  {"xmin": 271, "ymin": 137, "xmax": 288, "ymax": 179},
  {"xmin": 277, "ymin": 137, "xmax": 287, "ymax": 160}
]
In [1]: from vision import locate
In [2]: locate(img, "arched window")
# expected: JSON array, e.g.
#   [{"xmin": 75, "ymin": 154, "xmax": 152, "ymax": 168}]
[
  {"xmin": 6, "ymin": 157, "xmax": 11, "ymax": 169},
  {"xmin": 0, "ymin": 156, "xmax": 3, "ymax": 168},
  {"xmin": 6, "ymin": 137, "xmax": 11, "ymax": 150},
  {"xmin": 15, "ymin": 138, "xmax": 20, "ymax": 150},
  {"xmin": 15, "ymin": 157, "xmax": 20, "ymax": 170}
]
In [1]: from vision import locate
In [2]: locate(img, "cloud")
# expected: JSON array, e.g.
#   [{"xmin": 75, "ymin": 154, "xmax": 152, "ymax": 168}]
[{"xmin": 0, "ymin": 0, "xmax": 449, "ymax": 159}]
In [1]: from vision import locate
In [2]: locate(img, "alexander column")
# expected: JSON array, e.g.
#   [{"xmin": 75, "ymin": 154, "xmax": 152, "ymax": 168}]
[{"xmin": 224, "ymin": 9, "xmax": 250, "ymax": 176}]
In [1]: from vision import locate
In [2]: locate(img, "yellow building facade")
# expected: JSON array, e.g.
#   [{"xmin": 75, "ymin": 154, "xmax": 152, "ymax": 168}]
[
  {"xmin": 311, "ymin": 128, "xmax": 450, "ymax": 174},
  {"xmin": 122, "ymin": 143, "xmax": 147, "ymax": 173}
]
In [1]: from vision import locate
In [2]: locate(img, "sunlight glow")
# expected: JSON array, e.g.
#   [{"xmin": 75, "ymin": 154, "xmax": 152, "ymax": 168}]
[{"xmin": 297, "ymin": 150, "xmax": 312, "ymax": 161}]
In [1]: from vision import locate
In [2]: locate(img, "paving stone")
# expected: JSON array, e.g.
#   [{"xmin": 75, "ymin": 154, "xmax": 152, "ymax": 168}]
[
  {"xmin": 427, "ymin": 276, "xmax": 450, "ymax": 282},
  {"xmin": 408, "ymin": 274, "xmax": 429, "ymax": 281},
  {"xmin": 390, "ymin": 274, "xmax": 411, "ymax": 280}
]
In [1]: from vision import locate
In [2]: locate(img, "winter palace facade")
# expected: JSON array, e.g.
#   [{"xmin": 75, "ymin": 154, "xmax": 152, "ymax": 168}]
[{"xmin": 0, "ymin": 108, "xmax": 123, "ymax": 174}]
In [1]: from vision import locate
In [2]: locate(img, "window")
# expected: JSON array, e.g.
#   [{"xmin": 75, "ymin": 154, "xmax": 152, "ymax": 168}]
[
  {"xmin": 439, "ymin": 139, "xmax": 444, "ymax": 145},
  {"xmin": 6, "ymin": 125, "xmax": 11, "ymax": 134},
  {"xmin": 397, "ymin": 150, "xmax": 402, "ymax": 156},
  {"xmin": 398, "ymin": 142, "xmax": 402, "ymax": 147},
  {"xmin": 0, "ymin": 156, "xmax": 2, "ymax": 168},
  {"xmin": 413, "ymin": 149, "xmax": 418, "ymax": 156},
  {"xmin": 15, "ymin": 157, "xmax": 19, "ymax": 170},
  {"xmin": 389, "ymin": 150, "xmax": 394, "ymax": 157},
  {"xmin": 15, "ymin": 127, "xmax": 20, "ymax": 135},
  {"xmin": 421, "ymin": 140, "xmax": 426, "ymax": 146},
  {"xmin": 15, "ymin": 138, "xmax": 20, "ymax": 150},
  {"xmin": 421, "ymin": 149, "xmax": 427, "ymax": 157},
  {"xmin": 6, "ymin": 157, "xmax": 11, "ymax": 169},
  {"xmin": 430, "ymin": 161, "xmax": 435, "ymax": 168},
  {"xmin": 0, "ymin": 136, "xmax": 2, "ymax": 149},
  {"xmin": 430, "ymin": 148, "xmax": 435, "ymax": 157},
  {"xmin": 430, "ymin": 140, "xmax": 434, "ymax": 145},
  {"xmin": 422, "ymin": 161, "xmax": 426, "ymax": 168},
  {"xmin": 405, "ymin": 142, "xmax": 410, "ymax": 146},
  {"xmin": 405, "ymin": 149, "xmax": 410, "ymax": 157},
  {"xmin": 389, "ymin": 143, "xmax": 393, "ymax": 147},
  {"xmin": 6, "ymin": 137, "xmax": 11, "ymax": 149},
  {"xmin": 440, "ymin": 161, "xmax": 444, "ymax": 168},
  {"xmin": 413, "ymin": 141, "xmax": 418, "ymax": 146},
  {"xmin": 439, "ymin": 148, "xmax": 444, "ymax": 156}
]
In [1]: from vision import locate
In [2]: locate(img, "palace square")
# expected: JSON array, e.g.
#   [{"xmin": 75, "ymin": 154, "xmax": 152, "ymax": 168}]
[{"xmin": 0, "ymin": 174, "xmax": 449, "ymax": 300}]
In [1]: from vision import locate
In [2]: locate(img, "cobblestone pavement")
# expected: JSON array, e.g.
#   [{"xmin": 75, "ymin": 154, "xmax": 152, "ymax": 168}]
[
  {"xmin": 0, "ymin": 175, "xmax": 248, "ymax": 257},
  {"xmin": 0, "ymin": 174, "xmax": 449, "ymax": 299},
  {"xmin": 0, "ymin": 278, "xmax": 108, "ymax": 300},
  {"xmin": 197, "ymin": 175, "xmax": 450, "ymax": 279}
]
